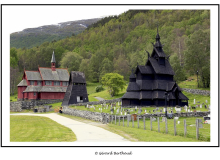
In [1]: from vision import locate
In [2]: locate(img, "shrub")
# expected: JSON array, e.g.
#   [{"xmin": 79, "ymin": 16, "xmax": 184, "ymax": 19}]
[{"xmin": 95, "ymin": 85, "xmax": 104, "ymax": 92}]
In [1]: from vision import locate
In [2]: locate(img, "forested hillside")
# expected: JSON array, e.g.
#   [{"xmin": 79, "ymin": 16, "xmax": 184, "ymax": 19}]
[
  {"xmin": 10, "ymin": 18, "xmax": 101, "ymax": 49},
  {"xmin": 10, "ymin": 10, "xmax": 210, "ymax": 95}
]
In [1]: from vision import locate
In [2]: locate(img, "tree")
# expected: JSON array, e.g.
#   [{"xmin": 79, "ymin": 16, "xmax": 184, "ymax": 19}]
[
  {"xmin": 170, "ymin": 53, "xmax": 186, "ymax": 83},
  {"xmin": 184, "ymin": 29, "xmax": 210, "ymax": 88},
  {"xmin": 101, "ymin": 73, "xmax": 126, "ymax": 97},
  {"xmin": 79, "ymin": 59, "xmax": 91, "ymax": 81},
  {"xmin": 113, "ymin": 54, "xmax": 130, "ymax": 80},
  {"xmin": 100, "ymin": 58, "xmax": 113, "ymax": 79},
  {"xmin": 60, "ymin": 52, "xmax": 83, "ymax": 72}
]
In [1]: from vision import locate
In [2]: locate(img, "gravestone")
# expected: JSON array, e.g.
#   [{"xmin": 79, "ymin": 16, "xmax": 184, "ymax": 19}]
[
  {"xmin": 205, "ymin": 105, "xmax": 207, "ymax": 109},
  {"xmin": 200, "ymin": 104, "xmax": 202, "ymax": 108},
  {"xmin": 116, "ymin": 108, "xmax": 119, "ymax": 114},
  {"xmin": 188, "ymin": 109, "xmax": 190, "ymax": 112},
  {"xmin": 110, "ymin": 108, "xmax": 114, "ymax": 114},
  {"xmin": 174, "ymin": 117, "xmax": 179, "ymax": 120},
  {"xmin": 162, "ymin": 117, "xmax": 166, "ymax": 122},
  {"xmin": 192, "ymin": 107, "xmax": 196, "ymax": 109},
  {"xmin": 156, "ymin": 107, "xmax": 159, "ymax": 111},
  {"xmin": 194, "ymin": 99, "xmax": 196, "ymax": 104},
  {"xmin": 138, "ymin": 108, "xmax": 142, "ymax": 114},
  {"xmin": 206, "ymin": 100, "xmax": 208, "ymax": 103},
  {"xmin": 151, "ymin": 117, "xmax": 156, "ymax": 121},
  {"xmin": 163, "ymin": 108, "xmax": 166, "ymax": 112},
  {"xmin": 153, "ymin": 109, "xmax": 155, "ymax": 113},
  {"xmin": 160, "ymin": 109, "xmax": 162, "ymax": 113},
  {"xmin": 171, "ymin": 110, "xmax": 173, "ymax": 114},
  {"xmin": 135, "ymin": 106, "xmax": 137, "ymax": 111}
]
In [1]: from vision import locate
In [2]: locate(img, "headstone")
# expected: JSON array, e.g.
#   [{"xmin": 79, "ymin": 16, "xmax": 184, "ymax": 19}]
[
  {"xmin": 174, "ymin": 117, "xmax": 179, "ymax": 120},
  {"xmin": 163, "ymin": 108, "xmax": 166, "ymax": 112},
  {"xmin": 124, "ymin": 112, "xmax": 127, "ymax": 115},
  {"xmin": 188, "ymin": 109, "xmax": 190, "ymax": 112},
  {"xmin": 171, "ymin": 110, "xmax": 173, "ymax": 114},
  {"xmin": 192, "ymin": 106, "xmax": 196, "ymax": 109},
  {"xmin": 178, "ymin": 121, "xmax": 180, "ymax": 124},
  {"xmin": 121, "ymin": 112, "xmax": 122, "ymax": 115},
  {"xmin": 206, "ymin": 100, "xmax": 208, "ymax": 103},
  {"xmin": 200, "ymin": 104, "xmax": 202, "ymax": 108},
  {"xmin": 153, "ymin": 109, "xmax": 155, "ymax": 113},
  {"xmin": 194, "ymin": 99, "xmax": 196, "ymax": 104},
  {"xmin": 145, "ymin": 110, "xmax": 146, "ymax": 113},
  {"xmin": 110, "ymin": 108, "xmax": 114, "ymax": 114},
  {"xmin": 160, "ymin": 109, "xmax": 162, "ymax": 113},
  {"xmin": 205, "ymin": 105, "xmax": 207, "ymax": 109},
  {"xmin": 138, "ymin": 108, "xmax": 142, "ymax": 114},
  {"xmin": 151, "ymin": 117, "xmax": 156, "ymax": 121},
  {"xmin": 162, "ymin": 117, "xmax": 166, "ymax": 122},
  {"xmin": 116, "ymin": 108, "xmax": 119, "ymax": 114}
]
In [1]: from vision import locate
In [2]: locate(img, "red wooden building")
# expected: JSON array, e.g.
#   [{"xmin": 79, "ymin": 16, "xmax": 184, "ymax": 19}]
[{"xmin": 17, "ymin": 51, "xmax": 69, "ymax": 100}]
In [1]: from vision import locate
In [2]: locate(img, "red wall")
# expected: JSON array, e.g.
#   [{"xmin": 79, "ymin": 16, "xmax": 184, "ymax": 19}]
[
  {"xmin": 17, "ymin": 86, "xmax": 27, "ymax": 99},
  {"xmin": 28, "ymin": 92, "xmax": 38, "ymax": 100},
  {"xmin": 40, "ymin": 92, "xmax": 65, "ymax": 99}
]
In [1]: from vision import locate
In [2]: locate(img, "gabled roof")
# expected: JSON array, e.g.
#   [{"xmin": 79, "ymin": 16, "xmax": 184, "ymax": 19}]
[
  {"xmin": 136, "ymin": 65, "xmax": 154, "ymax": 74},
  {"xmin": 127, "ymin": 82, "xmax": 140, "ymax": 91},
  {"xmin": 17, "ymin": 79, "xmax": 27, "ymax": 86},
  {"xmin": 23, "ymin": 86, "xmax": 42, "ymax": 92},
  {"xmin": 178, "ymin": 92, "xmax": 189, "ymax": 100},
  {"xmin": 152, "ymin": 91, "xmax": 176, "ymax": 99},
  {"xmin": 153, "ymin": 46, "xmax": 166, "ymax": 58},
  {"xmin": 121, "ymin": 91, "xmax": 140, "ymax": 99},
  {"xmin": 140, "ymin": 91, "xmax": 152, "ymax": 99},
  {"xmin": 39, "ymin": 67, "xmax": 69, "ymax": 81},
  {"xmin": 25, "ymin": 71, "xmax": 42, "ymax": 80},
  {"xmin": 149, "ymin": 57, "xmax": 175, "ymax": 75},
  {"xmin": 40, "ymin": 86, "xmax": 67, "ymax": 92},
  {"xmin": 129, "ymin": 72, "xmax": 136, "ymax": 79},
  {"xmin": 70, "ymin": 71, "xmax": 86, "ymax": 83}
]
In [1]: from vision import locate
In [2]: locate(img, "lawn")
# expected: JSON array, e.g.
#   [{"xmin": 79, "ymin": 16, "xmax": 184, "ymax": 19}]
[
  {"xmin": 178, "ymin": 75, "xmax": 210, "ymax": 90},
  {"xmin": 10, "ymin": 94, "xmax": 18, "ymax": 102},
  {"xmin": 10, "ymin": 115, "xmax": 77, "ymax": 142}
]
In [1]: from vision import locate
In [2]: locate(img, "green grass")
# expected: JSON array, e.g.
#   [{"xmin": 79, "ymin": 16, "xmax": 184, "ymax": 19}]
[
  {"xmin": 10, "ymin": 115, "xmax": 77, "ymax": 142},
  {"xmin": 178, "ymin": 75, "xmax": 210, "ymax": 90},
  {"xmin": 183, "ymin": 91, "xmax": 210, "ymax": 107},
  {"xmin": 60, "ymin": 114, "xmax": 206, "ymax": 142},
  {"xmin": 10, "ymin": 94, "xmax": 18, "ymax": 102}
]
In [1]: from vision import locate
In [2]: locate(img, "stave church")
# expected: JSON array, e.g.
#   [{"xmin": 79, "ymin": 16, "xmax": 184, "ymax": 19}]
[{"xmin": 122, "ymin": 28, "xmax": 188, "ymax": 107}]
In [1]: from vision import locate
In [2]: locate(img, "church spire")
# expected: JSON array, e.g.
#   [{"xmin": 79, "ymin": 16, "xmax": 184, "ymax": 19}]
[
  {"xmin": 51, "ymin": 50, "xmax": 56, "ymax": 63},
  {"xmin": 155, "ymin": 25, "xmax": 162, "ymax": 48},
  {"xmin": 51, "ymin": 50, "xmax": 56, "ymax": 71}
]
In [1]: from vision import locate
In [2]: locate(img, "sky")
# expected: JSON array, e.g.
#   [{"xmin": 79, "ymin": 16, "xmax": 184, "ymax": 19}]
[{"xmin": 4, "ymin": 5, "xmax": 132, "ymax": 34}]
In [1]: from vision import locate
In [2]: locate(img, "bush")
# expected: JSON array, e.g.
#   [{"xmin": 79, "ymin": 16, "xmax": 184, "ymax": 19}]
[{"xmin": 95, "ymin": 85, "xmax": 104, "ymax": 92}]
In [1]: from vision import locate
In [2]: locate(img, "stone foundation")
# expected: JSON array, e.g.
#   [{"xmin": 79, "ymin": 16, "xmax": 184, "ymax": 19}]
[{"xmin": 182, "ymin": 88, "xmax": 210, "ymax": 96}]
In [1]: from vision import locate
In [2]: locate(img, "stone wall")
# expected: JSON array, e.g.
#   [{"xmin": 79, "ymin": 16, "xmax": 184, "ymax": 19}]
[
  {"xmin": 10, "ymin": 99, "xmax": 62, "ymax": 112},
  {"xmin": 62, "ymin": 106, "xmax": 210, "ymax": 123},
  {"xmin": 64, "ymin": 98, "xmax": 122, "ymax": 107},
  {"xmin": 62, "ymin": 106, "xmax": 109, "ymax": 123},
  {"xmin": 182, "ymin": 88, "xmax": 210, "ymax": 96}
]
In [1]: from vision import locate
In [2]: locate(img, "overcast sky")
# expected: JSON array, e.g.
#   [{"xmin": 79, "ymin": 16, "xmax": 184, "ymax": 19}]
[{"xmin": 4, "ymin": 5, "xmax": 132, "ymax": 34}]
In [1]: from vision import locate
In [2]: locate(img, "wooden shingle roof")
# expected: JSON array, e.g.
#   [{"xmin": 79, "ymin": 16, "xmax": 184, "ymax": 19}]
[
  {"xmin": 149, "ymin": 57, "xmax": 175, "ymax": 75},
  {"xmin": 23, "ymin": 86, "xmax": 42, "ymax": 92},
  {"xmin": 136, "ymin": 65, "xmax": 154, "ymax": 74},
  {"xmin": 122, "ymin": 91, "xmax": 140, "ymax": 99},
  {"xmin": 127, "ymin": 82, "xmax": 140, "ymax": 91},
  {"xmin": 40, "ymin": 86, "xmax": 67, "ymax": 92},
  {"xmin": 17, "ymin": 79, "xmax": 27, "ymax": 86},
  {"xmin": 25, "ymin": 71, "xmax": 42, "ymax": 80},
  {"xmin": 39, "ymin": 67, "xmax": 69, "ymax": 81},
  {"xmin": 70, "ymin": 71, "xmax": 86, "ymax": 83}
]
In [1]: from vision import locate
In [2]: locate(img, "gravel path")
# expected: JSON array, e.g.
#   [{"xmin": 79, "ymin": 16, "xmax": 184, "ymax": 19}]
[
  {"xmin": 10, "ymin": 113, "xmax": 129, "ymax": 142},
  {"xmin": 94, "ymin": 97, "xmax": 105, "ymax": 101}
]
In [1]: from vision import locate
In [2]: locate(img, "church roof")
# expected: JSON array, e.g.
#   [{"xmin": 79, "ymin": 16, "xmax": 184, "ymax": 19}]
[
  {"xmin": 17, "ymin": 79, "xmax": 28, "ymax": 86},
  {"xmin": 129, "ymin": 72, "xmax": 136, "ymax": 79},
  {"xmin": 178, "ymin": 92, "xmax": 189, "ymax": 100},
  {"xmin": 149, "ymin": 57, "xmax": 175, "ymax": 75},
  {"xmin": 25, "ymin": 71, "xmax": 42, "ymax": 80},
  {"xmin": 121, "ymin": 91, "xmax": 140, "ymax": 99},
  {"xmin": 23, "ymin": 86, "xmax": 42, "ymax": 92},
  {"xmin": 127, "ymin": 82, "xmax": 140, "ymax": 91},
  {"xmin": 39, "ymin": 67, "xmax": 69, "ymax": 81},
  {"xmin": 136, "ymin": 65, "xmax": 154, "ymax": 74},
  {"xmin": 40, "ymin": 86, "xmax": 67, "ymax": 92},
  {"xmin": 70, "ymin": 71, "xmax": 86, "ymax": 83},
  {"xmin": 153, "ymin": 46, "xmax": 166, "ymax": 58}
]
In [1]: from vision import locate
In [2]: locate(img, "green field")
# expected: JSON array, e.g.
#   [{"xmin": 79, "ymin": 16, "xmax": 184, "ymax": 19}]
[{"xmin": 10, "ymin": 115, "xmax": 77, "ymax": 142}]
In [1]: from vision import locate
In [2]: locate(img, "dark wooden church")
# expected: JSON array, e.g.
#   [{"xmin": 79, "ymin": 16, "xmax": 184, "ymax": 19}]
[
  {"xmin": 122, "ymin": 29, "xmax": 188, "ymax": 107},
  {"xmin": 62, "ymin": 71, "xmax": 89, "ymax": 106}
]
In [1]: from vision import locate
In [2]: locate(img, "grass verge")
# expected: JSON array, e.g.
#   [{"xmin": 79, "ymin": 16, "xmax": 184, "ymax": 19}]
[
  {"xmin": 10, "ymin": 115, "xmax": 77, "ymax": 142},
  {"xmin": 59, "ymin": 113, "xmax": 205, "ymax": 142}
]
